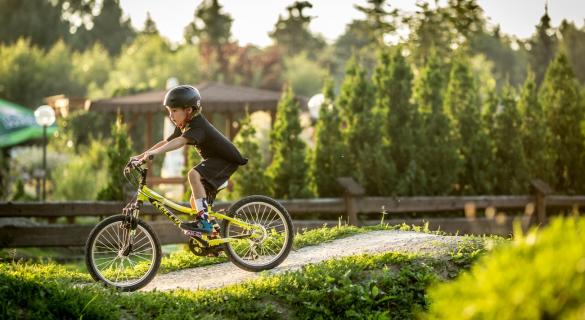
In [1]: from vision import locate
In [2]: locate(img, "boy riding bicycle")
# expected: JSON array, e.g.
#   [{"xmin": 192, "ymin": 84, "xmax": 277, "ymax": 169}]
[{"xmin": 132, "ymin": 85, "xmax": 247, "ymax": 237}]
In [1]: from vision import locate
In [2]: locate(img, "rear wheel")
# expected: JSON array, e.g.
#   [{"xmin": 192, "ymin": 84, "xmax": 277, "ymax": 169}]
[
  {"xmin": 222, "ymin": 195, "xmax": 294, "ymax": 272},
  {"xmin": 85, "ymin": 215, "xmax": 161, "ymax": 291}
]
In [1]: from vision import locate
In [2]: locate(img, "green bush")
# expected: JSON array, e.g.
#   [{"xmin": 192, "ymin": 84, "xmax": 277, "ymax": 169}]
[
  {"xmin": 424, "ymin": 217, "xmax": 585, "ymax": 319},
  {"xmin": 51, "ymin": 140, "xmax": 108, "ymax": 200}
]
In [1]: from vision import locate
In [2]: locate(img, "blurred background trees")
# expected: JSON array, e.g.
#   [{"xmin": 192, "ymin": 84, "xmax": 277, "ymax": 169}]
[{"xmin": 2, "ymin": 0, "xmax": 585, "ymax": 200}]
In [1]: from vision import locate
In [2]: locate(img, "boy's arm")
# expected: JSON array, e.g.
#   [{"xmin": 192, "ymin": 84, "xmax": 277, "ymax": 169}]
[
  {"xmin": 143, "ymin": 137, "xmax": 188, "ymax": 159},
  {"xmin": 132, "ymin": 140, "xmax": 167, "ymax": 159}
]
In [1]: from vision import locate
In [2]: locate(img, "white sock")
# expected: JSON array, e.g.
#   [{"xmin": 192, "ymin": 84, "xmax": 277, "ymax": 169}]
[{"xmin": 195, "ymin": 198, "xmax": 209, "ymax": 218}]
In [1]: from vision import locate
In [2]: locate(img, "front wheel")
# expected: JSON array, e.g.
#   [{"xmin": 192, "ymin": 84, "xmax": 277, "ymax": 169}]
[
  {"xmin": 222, "ymin": 195, "xmax": 294, "ymax": 272},
  {"xmin": 85, "ymin": 215, "xmax": 161, "ymax": 291}
]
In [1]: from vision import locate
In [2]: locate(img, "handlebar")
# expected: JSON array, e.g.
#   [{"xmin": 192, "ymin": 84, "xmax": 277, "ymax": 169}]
[{"xmin": 129, "ymin": 154, "xmax": 154, "ymax": 168}]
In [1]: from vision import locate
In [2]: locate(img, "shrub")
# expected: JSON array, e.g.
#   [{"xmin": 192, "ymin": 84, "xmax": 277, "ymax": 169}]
[{"xmin": 424, "ymin": 217, "xmax": 585, "ymax": 319}]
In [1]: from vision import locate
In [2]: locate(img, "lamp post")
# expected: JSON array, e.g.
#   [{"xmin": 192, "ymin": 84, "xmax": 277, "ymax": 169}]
[{"xmin": 34, "ymin": 105, "xmax": 55, "ymax": 201}]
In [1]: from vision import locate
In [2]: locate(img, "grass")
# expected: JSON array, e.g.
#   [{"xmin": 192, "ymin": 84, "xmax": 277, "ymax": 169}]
[{"xmin": 0, "ymin": 236, "xmax": 489, "ymax": 319}]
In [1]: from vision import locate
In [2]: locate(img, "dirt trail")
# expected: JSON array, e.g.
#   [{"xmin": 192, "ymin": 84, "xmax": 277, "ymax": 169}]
[{"xmin": 141, "ymin": 230, "xmax": 463, "ymax": 292}]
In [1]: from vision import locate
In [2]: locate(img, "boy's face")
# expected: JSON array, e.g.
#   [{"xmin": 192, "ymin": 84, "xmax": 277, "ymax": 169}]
[{"xmin": 166, "ymin": 106, "xmax": 192, "ymax": 126}]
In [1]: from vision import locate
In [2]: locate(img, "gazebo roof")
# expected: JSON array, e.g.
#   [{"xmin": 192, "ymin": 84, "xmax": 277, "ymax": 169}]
[{"xmin": 90, "ymin": 82, "xmax": 307, "ymax": 113}]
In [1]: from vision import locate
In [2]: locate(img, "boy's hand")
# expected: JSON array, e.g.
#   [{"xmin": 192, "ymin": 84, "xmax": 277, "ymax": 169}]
[{"xmin": 142, "ymin": 151, "xmax": 155, "ymax": 161}]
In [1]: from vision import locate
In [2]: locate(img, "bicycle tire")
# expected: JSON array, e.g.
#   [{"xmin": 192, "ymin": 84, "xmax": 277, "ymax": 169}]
[
  {"xmin": 221, "ymin": 195, "xmax": 294, "ymax": 272},
  {"xmin": 85, "ymin": 215, "xmax": 161, "ymax": 291}
]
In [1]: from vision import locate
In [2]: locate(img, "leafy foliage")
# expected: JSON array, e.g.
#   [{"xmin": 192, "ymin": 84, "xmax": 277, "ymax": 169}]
[
  {"xmin": 267, "ymin": 86, "xmax": 311, "ymax": 199},
  {"xmin": 308, "ymin": 79, "xmax": 345, "ymax": 197},
  {"xmin": 519, "ymin": 70, "xmax": 553, "ymax": 184},
  {"xmin": 338, "ymin": 57, "xmax": 395, "ymax": 196},
  {"xmin": 414, "ymin": 51, "xmax": 460, "ymax": 195},
  {"xmin": 269, "ymin": 1, "xmax": 325, "ymax": 58},
  {"xmin": 97, "ymin": 113, "xmax": 133, "ymax": 201},
  {"xmin": 283, "ymin": 52, "xmax": 327, "ymax": 97},
  {"xmin": 444, "ymin": 53, "xmax": 493, "ymax": 194},
  {"xmin": 0, "ymin": 229, "xmax": 490, "ymax": 320},
  {"xmin": 52, "ymin": 140, "xmax": 108, "ymax": 200},
  {"xmin": 528, "ymin": 7, "xmax": 558, "ymax": 85},
  {"xmin": 539, "ymin": 50, "xmax": 585, "ymax": 193},
  {"xmin": 231, "ymin": 111, "xmax": 269, "ymax": 198},
  {"xmin": 491, "ymin": 85, "xmax": 529, "ymax": 194},
  {"xmin": 424, "ymin": 217, "xmax": 585, "ymax": 319}
]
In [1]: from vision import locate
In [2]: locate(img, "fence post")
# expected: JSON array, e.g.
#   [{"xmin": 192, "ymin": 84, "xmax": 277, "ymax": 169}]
[
  {"xmin": 336, "ymin": 177, "xmax": 365, "ymax": 226},
  {"xmin": 530, "ymin": 179, "xmax": 553, "ymax": 226}
]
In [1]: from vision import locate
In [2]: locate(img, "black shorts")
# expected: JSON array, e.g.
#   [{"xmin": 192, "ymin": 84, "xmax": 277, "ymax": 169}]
[{"xmin": 194, "ymin": 158, "xmax": 239, "ymax": 190}]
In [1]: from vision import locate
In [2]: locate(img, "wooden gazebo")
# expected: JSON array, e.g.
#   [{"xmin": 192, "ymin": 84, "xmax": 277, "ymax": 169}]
[{"xmin": 89, "ymin": 82, "xmax": 307, "ymax": 186}]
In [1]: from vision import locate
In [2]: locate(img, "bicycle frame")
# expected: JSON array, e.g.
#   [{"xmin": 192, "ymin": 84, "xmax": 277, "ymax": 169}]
[{"xmin": 135, "ymin": 184, "xmax": 262, "ymax": 247}]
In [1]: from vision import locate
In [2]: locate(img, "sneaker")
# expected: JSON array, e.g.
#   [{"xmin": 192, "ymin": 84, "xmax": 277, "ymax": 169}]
[{"xmin": 180, "ymin": 217, "xmax": 213, "ymax": 235}]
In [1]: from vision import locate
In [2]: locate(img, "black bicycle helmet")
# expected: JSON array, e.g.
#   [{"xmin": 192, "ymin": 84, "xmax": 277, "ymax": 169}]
[{"xmin": 163, "ymin": 85, "xmax": 202, "ymax": 110}]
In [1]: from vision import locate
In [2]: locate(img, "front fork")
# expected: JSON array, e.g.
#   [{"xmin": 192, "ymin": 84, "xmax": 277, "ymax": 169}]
[{"xmin": 120, "ymin": 200, "xmax": 142, "ymax": 256}]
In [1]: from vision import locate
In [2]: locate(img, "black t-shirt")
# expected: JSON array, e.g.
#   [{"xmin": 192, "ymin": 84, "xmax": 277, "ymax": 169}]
[{"xmin": 166, "ymin": 114, "xmax": 247, "ymax": 165}]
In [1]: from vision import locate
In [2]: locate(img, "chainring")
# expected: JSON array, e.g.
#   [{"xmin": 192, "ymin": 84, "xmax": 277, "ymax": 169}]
[{"xmin": 188, "ymin": 238, "xmax": 223, "ymax": 257}]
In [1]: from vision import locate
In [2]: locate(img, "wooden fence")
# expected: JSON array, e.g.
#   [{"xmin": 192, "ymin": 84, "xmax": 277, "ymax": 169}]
[{"xmin": 1, "ymin": 179, "xmax": 584, "ymax": 248}]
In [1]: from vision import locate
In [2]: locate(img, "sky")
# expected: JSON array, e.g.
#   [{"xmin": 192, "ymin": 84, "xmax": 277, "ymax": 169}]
[{"xmin": 119, "ymin": 0, "xmax": 585, "ymax": 47}]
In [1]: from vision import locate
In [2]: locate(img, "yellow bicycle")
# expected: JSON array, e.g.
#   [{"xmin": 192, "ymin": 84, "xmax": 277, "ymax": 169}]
[{"xmin": 84, "ymin": 157, "xmax": 294, "ymax": 291}]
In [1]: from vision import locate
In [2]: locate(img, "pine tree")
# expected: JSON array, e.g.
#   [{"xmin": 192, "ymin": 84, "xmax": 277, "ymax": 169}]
[
  {"xmin": 143, "ymin": 12, "xmax": 159, "ymax": 35},
  {"xmin": 378, "ymin": 48, "xmax": 426, "ymax": 195},
  {"xmin": 413, "ymin": 52, "xmax": 460, "ymax": 195},
  {"xmin": 97, "ymin": 112, "xmax": 133, "ymax": 200},
  {"xmin": 267, "ymin": 86, "xmax": 311, "ymax": 199},
  {"xmin": 354, "ymin": 0, "xmax": 396, "ymax": 46},
  {"xmin": 308, "ymin": 79, "xmax": 345, "ymax": 197},
  {"xmin": 338, "ymin": 57, "xmax": 395, "ymax": 195},
  {"xmin": 519, "ymin": 70, "xmax": 553, "ymax": 184},
  {"xmin": 492, "ymin": 85, "xmax": 529, "ymax": 194},
  {"xmin": 444, "ymin": 53, "xmax": 492, "ymax": 194},
  {"xmin": 231, "ymin": 111, "xmax": 269, "ymax": 198},
  {"xmin": 529, "ymin": 4, "xmax": 558, "ymax": 85},
  {"xmin": 73, "ymin": 0, "xmax": 135, "ymax": 55},
  {"xmin": 539, "ymin": 50, "xmax": 585, "ymax": 193},
  {"xmin": 269, "ymin": 1, "xmax": 325, "ymax": 58}
]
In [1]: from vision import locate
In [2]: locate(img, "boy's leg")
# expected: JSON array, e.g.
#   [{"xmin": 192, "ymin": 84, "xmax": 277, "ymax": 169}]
[{"xmin": 181, "ymin": 169, "xmax": 212, "ymax": 235}]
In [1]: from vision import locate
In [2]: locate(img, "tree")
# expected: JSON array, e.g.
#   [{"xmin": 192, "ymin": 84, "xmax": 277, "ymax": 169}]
[
  {"xmin": 413, "ymin": 52, "xmax": 460, "ymax": 195},
  {"xmin": 518, "ymin": 70, "xmax": 553, "ymax": 184},
  {"xmin": 407, "ymin": 0, "xmax": 485, "ymax": 67},
  {"xmin": 231, "ymin": 111, "xmax": 269, "ymax": 198},
  {"xmin": 338, "ymin": 57, "xmax": 395, "ymax": 195},
  {"xmin": 72, "ymin": 43, "xmax": 113, "ymax": 99},
  {"xmin": 0, "ymin": 39, "xmax": 82, "ymax": 108},
  {"xmin": 142, "ymin": 12, "xmax": 159, "ymax": 35},
  {"xmin": 444, "ymin": 53, "xmax": 492, "ymax": 194},
  {"xmin": 528, "ymin": 5, "xmax": 558, "ymax": 85},
  {"xmin": 539, "ymin": 50, "xmax": 585, "ymax": 193},
  {"xmin": 332, "ymin": 0, "xmax": 396, "ymax": 81},
  {"xmin": 184, "ymin": 0, "xmax": 233, "ymax": 81},
  {"xmin": 470, "ymin": 26, "xmax": 529, "ymax": 88},
  {"xmin": 104, "ymin": 34, "xmax": 200, "ymax": 96},
  {"xmin": 308, "ymin": 79, "xmax": 345, "ymax": 197},
  {"xmin": 283, "ymin": 53, "xmax": 327, "ymax": 97},
  {"xmin": 491, "ymin": 85, "xmax": 529, "ymax": 194},
  {"xmin": 70, "ymin": 0, "xmax": 135, "ymax": 55},
  {"xmin": 373, "ymin": 48, "xmax": 424, "ymax": 195},
  {"xmin": 267, "ymin": 86, "xmax": 311, "ymax": 199},
  {"xmin": 97, "ymin": 112, "xmax": 133, "ymax": 201},
  {"xmin": 354, "ymin": 0, "xmax": 397, "ymax": 46},
  {"xmin": 0, "ymin": 0, "xmax": 67, "ymax": 49},
  {"xmin": 406, "ymin": 2, "xmax": 453, "ymax": 67},
  {"xmin": 269, "ymin": 1, "xmax": 325, "ymax": 58},
  {"xmin": 184, "ymin": 0, "xmax": 232, "ymax": 46},
  {"xmin": 560, "ymin": 20, "xmax": 585, "ymax": 83}
]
